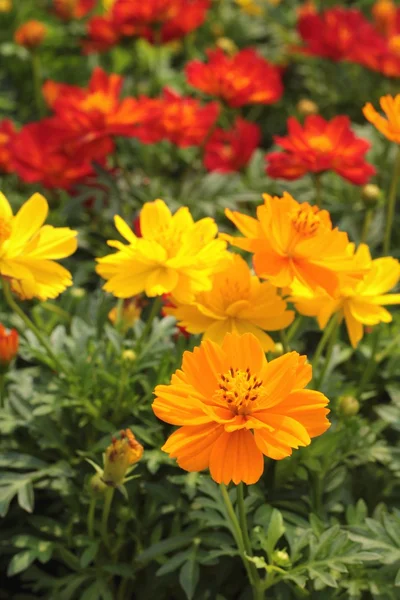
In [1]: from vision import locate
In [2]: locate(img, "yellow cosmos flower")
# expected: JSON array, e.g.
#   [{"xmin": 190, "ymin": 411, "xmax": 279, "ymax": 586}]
[
  {"xmin": 0, "ymin": 192, "xmax": 77, "ymax": 301},
  {"xmin": 96, "ymin": 199, "xmax": 229, "ymax": 303},
  {"xmin": 289, "ymin": 245, "xmax": 400, "ymax": 348},
  {"xmin": 164, "ymin": 254, "xmax": 294, "ymax": 351}
]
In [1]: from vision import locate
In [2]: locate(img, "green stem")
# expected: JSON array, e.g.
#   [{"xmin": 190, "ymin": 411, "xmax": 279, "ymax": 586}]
[
  {"xmin": 279, "ymin": 330, "xmax": 290, "ymax": 353},
  {"xmin": 311, "ymin": 313, "xmax": 339, "ymax": 378},
  {"xmin": 87, "ymin": 496, "xmax": 96, "ymax": 538},
  {"xmin": 32, "ymin": 52, "xmax": 44, "ymax": 117},
  {"xmin": 0, "ymin": 374, "xmax": 5, "ymax": 408},
  {"xmin": 313, "ymin": 173, "xmax": 323, "ymax": 208},
  {"xmin": 313, "ymin": 314, "xmax": 340, "ymax": 389},
  {"xmin": 101, "ymin": 487, "xmax": 115, "ymax": 546},
  {"xmin": 383, "ymin": 145, "xmax": 400, "ymax": 255},
  {"xmin": 360, "ymin": 208, "xmax": 373, "ymax": 244},
  {"xmin": 358, "ymin": 328, "xmax": 380, "ymax": 396},
  {"xmin": 136, "ymin": 296, "xmax": 162, "ymax": 350},
  {"xmin": 2, "ymin": 280, "xmax": 66, "ymax": 374},
  {"xmin": 286, "ymin": 315, "xmax": 303, "ymax": 344},
  {"xmin": 117, "ymin": 578, "xmax": 129, "ymax": 600},
  {"xmin": 237, "ymin": 483, "xmax": 264, "ymax": 600}
]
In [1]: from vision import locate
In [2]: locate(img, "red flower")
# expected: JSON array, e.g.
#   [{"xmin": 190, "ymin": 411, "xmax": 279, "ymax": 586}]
[
  {"xmin": 297, "ymin": 8, "xmax": 381, "ymax": 65},
  {"xmin": 369, "ymin": 2, "xmax": 400, "ymax": 77},
  {"xmin": 83, "ymin": 15, "xmax": 121, "ymax": 53},
  {"xmin": 14, "ymin": 20, "xmax": 47, "ymax": 49},
  {"xmin": 53, "ymin": 0, "xmax": 96, "ymax": 20},
  {"xmin": 266, "ymin": 115, "xmax": 375, "ymax": 185},
  {"xmin": 10, "ymin": 120, "xmax": 99, "ymax": 191},
  {"xmin": 185, "ymin": 48, "xmax": 283, "ymax": 108},
  {"xmin": 204, "ymin": 118, "xmax": 260, "ymax": 173},
  {"xmin": 152, "ymin": 88, "xmax": 219, "ymax": 148},
  {"xmin": 0, "ymin": 119, "xmax": 17, "ymax": 174},
  {"xmin": 42, "ymin": 68, "xmax": 157, "ymax": 151},
  {"xmin": 0, "ymin": 325, "xmax": 19, "ymax": 367}
]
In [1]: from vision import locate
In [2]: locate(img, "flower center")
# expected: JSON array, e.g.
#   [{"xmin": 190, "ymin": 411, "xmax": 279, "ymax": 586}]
[
  {"xmin": 308, "ymin": 135, "xmax": 333, "ymax": 153},
  {"xmin": 0, "ymin": 217, "xmax": 12, "ymax": 246},
  {"xmin": 80, "ymin": 92, "xmax": 115, "ymax": 114},
  {"xmin": 389, "ymin": 35, "xmax": 400, "ymax": 56},
  {"xmin": 290, "ymin": 204, "xmax": 321, "ymax": 236},
  {"xmin": 216, "ymin": 367, "xmax": 264, "ymax": 415}
]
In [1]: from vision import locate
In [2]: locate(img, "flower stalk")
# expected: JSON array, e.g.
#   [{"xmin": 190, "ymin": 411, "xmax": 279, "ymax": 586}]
[
  {"xmin": 383, "ymin": 145, "xmax": 400, "ymax": 254},
  {"xmin": 101, "ymin": 487, "xmax": 115, "ymax": 545}
]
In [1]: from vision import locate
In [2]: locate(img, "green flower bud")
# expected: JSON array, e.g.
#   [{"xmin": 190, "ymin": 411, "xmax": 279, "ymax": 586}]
[{"xmin": 338, "ymin": 395, "xmax": 360, "ymax": 417}]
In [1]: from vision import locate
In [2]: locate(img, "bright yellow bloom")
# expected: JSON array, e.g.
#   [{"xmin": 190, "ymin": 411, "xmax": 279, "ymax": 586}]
[
  {"xmin": 164, "ymin": 254, "xmax": 294, "ymax": 351},
  {"xmin": 96, "ymin": 199, "xmax": 229, "ymax": 303},
  {"xmin": 363, "ymin": 95, "xmax": 400, "ymax": 143},
  {"xmin": 0, "ymin": 192, "xmax": 77, "ymax": 300},
  {"xmin": 102, "ymin": 429, "xmax": 143, "ymax": 487},
  {"xmin": 289, "ymin": 245, "xmax": 400, "ymax": 348}
]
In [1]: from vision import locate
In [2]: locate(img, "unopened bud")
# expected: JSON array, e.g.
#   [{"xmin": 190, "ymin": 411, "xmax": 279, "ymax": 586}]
[
  {"xmin": 297, "ymin": 98, "xmax": 319, "ymax": 116},
  {"xmin": 338, "ymin": 395, "xmax": 360, "ymax": 417},
  {"xmin": 362, "ymin": 184, "xmax": 381, "ymax": 207},
  {"xmin": 14, "ymin": 20, "xmax": 46, "ymax": 50},
  {"xmin": 122, "ymin": 349, "xmax": 136, "ymax": 362},
  {"xmin": 273, "ymin": 342, "xmax": 284, "ymax": 356},
  {"xmin": 0, "ymin": 0, "xmax": 12, "ymax": 12},
  {"xmin": 272, "ymin": 549, "xmax": 291, "ymax": 567},
  {"xmin": 103, "ymin": 429, "xmax": 143, "ymax": 487},
  {"xmin": 0, "ymin": 324, "xmax": 18, "ymax": 372},
  {"xmin": 70, "ymin": 287, "xmax": 86, "ymax": 299},
  {"xmin": 89, "ymin": 473, "xmax": 108, "ymax": 495}
]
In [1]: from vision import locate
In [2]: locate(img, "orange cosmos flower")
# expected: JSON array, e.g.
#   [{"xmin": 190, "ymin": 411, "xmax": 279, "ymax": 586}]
[
  {"xmin": 14, "ymin": 20, "xmax": 47, "ymax": 49},
  {"xmin": 372, "ymin": 0, "xmax": 397, "ymax": 36},
  {"xmin": 223, "ymin": 193, "xmax": 367, "ymax": 296},
  {"xmin": 0, "ymin": 119, "xmax": 17, "ymax": 175},
  {"xmin": 204, "ymin": 118, "xmax": 260, "ymax": 173},
  {"xmin": 266, "ymin": 116, "xmax": 375, "ymax": 185},
  {"xmin": 164, "ymin": 254, "xmax": 294, "ymax": 351},
  {"xmin": 53, "ymin": 0, "xmax": 96, "ymax": 20},
  {"xmin": 0, "ymin": 324, "xmax": 19, "ymax": 367},
  {"xmin": 363, "ymin": 95, "xmax": 400, "ymax": 143},
  {"xmin": 289, "ymin": 245, "xmax": 400, "ymax": 348},
  {"xmin": 185, "ymin": 48, "xmax": 283, "ymax": 108},
  {"xmin": 153, "ymin": 332, "xmax": 330, "ymax": 485}
]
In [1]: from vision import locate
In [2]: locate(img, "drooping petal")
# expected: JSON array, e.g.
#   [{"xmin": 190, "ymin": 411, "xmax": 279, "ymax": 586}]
[{"xmin": 209, "ymin": 429, "xmax": 264, "ymax": 485}]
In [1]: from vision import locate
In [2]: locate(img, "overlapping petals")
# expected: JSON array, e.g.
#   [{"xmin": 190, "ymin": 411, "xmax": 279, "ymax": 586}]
[
  {"xmin": 204, "ymin": 118, "xmax": 260, "ymax": 173},
  {"xmin": 363, "ymin": 95, "xmax": 400, "ymax": 143}
]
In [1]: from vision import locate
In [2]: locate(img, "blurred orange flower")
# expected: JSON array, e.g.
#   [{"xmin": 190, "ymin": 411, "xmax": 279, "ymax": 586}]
[
  {"xmin": 363, "ymin": 95, "xmax": 400, "ymax": 143},
  {"xmin": 14, "ymin": 20, "xmax": 47, "ymax": 49},
  {"xmin": 0, "ymin": 325, "xmax": 18, "ymax": 366},
  {"xmin": 53, "ymin": 0, "xmax": 96, "ymax": 20},
  {"xmin": 153, "ymin": 333, "xmax": 330, "ymax": 485},
  {"xmin": 0, "ymin": 119, "xmax": 17, "ymax": 175},
  {"xmin": 185, "ymin": 48, "xmax": 283, "ymax": 107},
  {"xmin": 224, "ymin": 193, "xmax": 367, "ymax": 296}
]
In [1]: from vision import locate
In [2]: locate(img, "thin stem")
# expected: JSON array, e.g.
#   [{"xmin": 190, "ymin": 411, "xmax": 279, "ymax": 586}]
[
  {"xmin": 32, "ymin": 52, "xmax": 45, "ymax": 117},
  {"xmin": 87, "ymin": 496, "xmax": 96, "ymax": 537},
  {"xmin": 2, "ymin": 280, "xmax": 66, "ymax": 374},
  {"xmin": 313, "ymin": 174, "xmax": 323, "ymax": 208},
  {"xmin": 286, "ymin": 315, "xmax": 303, "ymax": 344},
  {"xmin": 360, "ymin": 208, "xmax": 373, "ymax": 244},
  {"xmin": 0, "ymin": 374, "xmax": 5, "ymax": 408},
  {"xmin": 101, "ymin": 487, "xmax": 115, "ymax": 546},
  {"xmin": 237, "ymin": 483, "xmax": 264, "ymax": 599},
  {"xmin": 313, "ymin": 314, "xmax": 340, "ymax": 389},
  {"xmin": 358, "ymin": 328, "xmax": 380, "ymax": 396},
  {"xmin": 279, "ymin": 330, "xmax": 290, "ymax": 353},
  {"xmin": 311, "ymin": 314, "xmax": 339, "ymax": 378},
  {"xmin": 136, "ymin": 296, "xmax": 162, "ymax": 350},
  {"xmin": 383, "ymin": 145, "xmax": 400, "ymax": 255}
]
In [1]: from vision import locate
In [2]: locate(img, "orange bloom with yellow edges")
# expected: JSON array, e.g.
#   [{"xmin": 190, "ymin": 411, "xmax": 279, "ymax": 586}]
[
  {"xmin": 363, "ymin": 95, "xmax": 400, "ymax": 143},
  {"xmin": 224, "ymin": 193, "xmax": 366, "ymax": 296},
  {"xmin": 164, "ymin": 254, "xmax": 294, "ymax": 351},
  {"xmin": 289, "ymin": 245, "xmax": 400, "ymax": 348},
  {"xmin": 96, "ymin": 199, "xmax": 229, "ymax": 303},
  {"xmin": 14, "ymin": 21, "xmax": 46, "ymax": 49},
  {"xmin": 153, "ymin": 332, "xmax": 330, "ymax": 485}
]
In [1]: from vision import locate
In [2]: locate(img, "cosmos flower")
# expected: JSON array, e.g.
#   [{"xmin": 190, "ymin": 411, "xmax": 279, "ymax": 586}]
[
  {"xmin": 0, "ymin": 324, "xmax": 18, "ymax": 367},
  {"xmin": 164, "ymin": 254, "xmax": 294, "ymax": 351},
  {"xmin": 53, "ymin": 0, "xmax": 96, "ymax": 20},
  {"xmin": 363, "ymin": 95, "xmax": 400, "ymax": 142},
  {"xmin": 223, "ymin": 192, "xmax": 368, "ymax": 296},
  {"xmin": 14, "ymin": 20, "xmax": 47, "ymax": 49},
  {"xmin": 153, "ymin": 332, "xmax": 330, "ymax": 485},
  {"xmin": 266, "ymin": 115, "xmax": 375, "ymax": 185},
  {"xmin": 0, "ymin": 192, "xmax": 77, "ymax": 300},
  {"xmin": 102, "ymin": 429, "xmax": 143, "ymax": 487},
  {"xmin": 0, "ymin": 119, "xmax": 17, "ymax": 174},
  {"xmin": 204, "ymin": 118, "xmax": 261, "ymax": 173},
  {"xmin": 289, "ymin": 245, "xmax": 400, "ymax": 348},
  {"xmin": 96, "ymin": 199, "xmax": 229, "ymax": 303},
  {"xmin": 185, "ymin": 48, "xmax": 283, "ymax": 107}
]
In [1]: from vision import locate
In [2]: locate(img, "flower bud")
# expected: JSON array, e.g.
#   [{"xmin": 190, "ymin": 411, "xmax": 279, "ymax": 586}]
[
  {"xmin": 102, "ymin": 429, "xmax": 143, "ymax": 487},
  {"xmin": 0, "ymin": 0, "xmax": 12, "ymax": 12},
  {"xmin": 0, "ymin": 324, "xmax": 18, "ymax": 371},
  {"xmin": 89, "ymin": 472, "xmax": 108, "ymax": 495},
  {"xmin": 14, "ymin": 20, "xmax": 47, "ymax": 50},
  {"xmin": 70, "ymin": 286, "xmax": 86, "ymax": 299},
  {"xmin": 338, "ymin": 395, "xmax": 360, "ymax": 417},
  {"xmin": 216, "ymin": 37, "xmax": 238, "ymax": 55},
  {"xmin": 272, "ymin": 342, "xmax": 284, "ymax": 356},
  {"xmin": 272, "ymin": 549, "xmax": 291, "ymax": 567},
  {"xmin": 122, "ymin": 349, "xmax": 136, "ymax": 362},
  {"xmin": 109, "ymin": 298, "xmax": 141, "ymax": 332},
  {"xmin": 362, "ymin": 184, "xmax": 381, "ymax": 207},
  {"xmin": 372, "ymin": 0, "xmax": 396, "ymax": 36},
  {"xmin": 297, "ymin": 98, "xmax": 319, "ymax": 116}
]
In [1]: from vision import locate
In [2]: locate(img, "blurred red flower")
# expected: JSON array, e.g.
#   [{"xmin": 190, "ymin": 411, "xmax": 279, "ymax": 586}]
[
  {"xmin": 14, "ymin": 20, "xmax": 47, "ymax": 49},
  {"xmin": 204, "ymin": 118, "xmax": 260, "ymax": 173},
  {"xmin": 185, "ymin": 48, "xmax": 283, "ymax": 107},
  {"xmin": 266, "ymin": 115, "xmax": 375, "ymax": 185},
  {"xmin": 0, "ymin": 325, "xmax": 19, "ymax": 367},
  {"xmin": 53, "ymin": 0, "xmax": 96, "ymax": 20},
  {"xmin": 0, "ymin": 119, "xmax": 17, "ymax": 174},
  {"xmin": 83, "ymin": 15, "xmax": 120, "ymax": 53}
]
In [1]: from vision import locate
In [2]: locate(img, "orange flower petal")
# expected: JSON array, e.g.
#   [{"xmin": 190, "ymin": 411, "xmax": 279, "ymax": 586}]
[
  {"xmin": 153, "ymin": 384, "xmax": 211, "ymax": 426},
  {"xmin": 162, "ymin": 422, "xmax": 224, "ymax": 472},
  {"xmin": 209, "ymin": 429, "xmax": 264, "ymax": 485}
]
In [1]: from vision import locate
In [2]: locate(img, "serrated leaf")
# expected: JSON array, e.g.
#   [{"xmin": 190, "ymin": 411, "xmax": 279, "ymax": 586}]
[
  {"xmin": 266, "ymin": 509, "xmax": 285, "ymax": 559},
  {"xmin": 179, "ymin": 557, "xmax": 199, "ymax": 600}
]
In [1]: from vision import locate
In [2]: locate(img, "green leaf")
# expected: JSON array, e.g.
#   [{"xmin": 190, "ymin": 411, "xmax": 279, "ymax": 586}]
[
  {"xmin": 137, "ymin": 532, "xmax": 195, "ymax": 563},
  {"xmin": 265, "ymin": 509, "xmax": 285, "ymax": 560},
  {"xmin": 80, "ymin": 542, "xmax": 99, "ymax": 568},
  {"xmin": 156, "ymin": 551, "xmax": 190, "ymax": 576},
  {"xmin": 17, "ymin": 480, "xmax": 34, "ymax": 513},
  {"xmin": 7, "ymin": 550, "xmax": 37, "ymax": 576},
  {"xmin": 179, "ymin": 557, "xmax": 200, "ymax": 600}
]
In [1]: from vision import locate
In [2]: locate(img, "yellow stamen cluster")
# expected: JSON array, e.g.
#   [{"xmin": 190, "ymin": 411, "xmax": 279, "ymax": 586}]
[
  {"xmin": 291, "ymin": 204, "xmax": 321, "ymax": 236},
  {"xmin": 216, "ymin": 367, "xmax": 264, "ymax": 414}
]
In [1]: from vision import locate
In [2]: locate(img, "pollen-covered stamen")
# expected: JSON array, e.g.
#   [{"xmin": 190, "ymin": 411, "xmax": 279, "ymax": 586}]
[
  {"xmin": 290, "ymin": 204, "xmax": 321, "ymax": 237},
  {"xmin": 216, "ymin": 366, "xmax": 265, "ymax": 415}
]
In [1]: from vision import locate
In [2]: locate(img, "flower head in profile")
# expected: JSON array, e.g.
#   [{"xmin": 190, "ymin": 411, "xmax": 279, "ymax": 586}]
[
  {"xmin": 0, "ymin": 119, "xmax": 17, "ymax": 175},
  {"xmin": 363, "ymin": 95, "xmax": 400, "ymax": 143},
  {"xmin": 185, "ymin": 48, "xmax": 283, "ymax": 108},
  {"xmin": 289, "ymin": 245, "xmax": 400, "ymax": 348},
  {"xmin": 108, "ymin": 297, "xmax": 142, "ymax": 331},
  {"xmin": 224, "ymin": 193, "xmax": 367, "ymax": 296},
  {"xmin": 0, "ymin": 324, "xmax": 18, "ymax": 367},
  {"xmin": 96, "ymin": 199, "xmax": 229, "ymax": 303},
  {"xmin": 153, "ymin": 333, "xmax": 330, "ymax": 485},
  {"xmin": 0, "ymin": 192, "xmax": 77, "ymax": 300},
  {"xmin": 204, "ymin": 118, "xmax": 260, "ymax": 173},
  {"xmin": 102, "ymin": 429, "xmax": 143, "ymax": 487},
  {"xmin": 164, "ymin": 254, "xmax": 294, "ymax": 351},
  {"xmin": 266, "ymin": 116, "xmax": 375, "ymax": 185},
  {"xmin": 53, "ymin": 0, "xmax": 96, "ymax": 20},
  {"xmin": 14, "ymin": 20, "xmax": 47, "ymax": 49}
]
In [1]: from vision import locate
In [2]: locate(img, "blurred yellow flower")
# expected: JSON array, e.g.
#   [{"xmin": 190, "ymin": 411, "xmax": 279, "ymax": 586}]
[
  {"xmin": 164, "ymin": 254, "xmax": 294, "ymax": 351},
  {"xmin": 108, "ymin": 298, "xmax": 142, "ymax": 331},
  {"xmin": 289, "ymin": 245, "xmax": 400, "ymax": 347},
  {"xmin": 103, "ymin": 429, "xmax": 143, "ymax": 487},
  {"xmin": 0, "ymin": 192, "xmax": 77, "ymax": 300},
  {"xmin": 96, "ymin": 199, "xmax": 229, "ymax": 303},
  {"xmin": 0, "ymin": 0, "xmax": 12, "ymax": 12}
]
